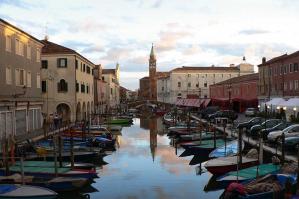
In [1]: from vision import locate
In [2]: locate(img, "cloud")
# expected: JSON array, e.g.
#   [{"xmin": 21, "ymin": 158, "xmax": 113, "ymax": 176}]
[
  {"xmin": 239, "ymin": 29, "xmax": 270, "ymax": 35},
  {"xmin": 156, "ymin": 30, "xmax": 192, "ymax": 52},
  {"xmin": 0, "ymin": 0, "xmax": 34, "ymax": 9},
  {"xmin": 101, "ymin": 47, "xmax": 131, "ymax": 61},
  {"xmin": 152, "ymin": 0, "xmax": 163, "ymax": 8},
  {"xmin": 81, "ymin": 45, "xmax": 105, "ymax": 54}
]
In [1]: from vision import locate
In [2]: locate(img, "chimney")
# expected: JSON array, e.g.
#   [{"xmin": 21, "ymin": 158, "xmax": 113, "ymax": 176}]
[
  {"xmin": 262, "ymin": 57, "xmax": 266, "ymax": 64},
  {"xmin": 230, "ymin": 64, "xmax": 235, "ymax": 67}
]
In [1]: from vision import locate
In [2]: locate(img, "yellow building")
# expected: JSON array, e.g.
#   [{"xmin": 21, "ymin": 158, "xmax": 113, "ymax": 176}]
[{"xmin": 41, "ymin": 39, "xmax": 94, "ymax": 122}]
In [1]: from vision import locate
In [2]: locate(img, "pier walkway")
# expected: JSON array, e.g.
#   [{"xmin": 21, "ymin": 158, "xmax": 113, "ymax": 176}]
[{"xmin": 191, "ymin": 115, "xmax": 297, "ymax": 162}]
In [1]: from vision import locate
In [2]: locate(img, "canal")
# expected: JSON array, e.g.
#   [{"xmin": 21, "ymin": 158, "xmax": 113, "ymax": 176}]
[{"xmin": 80, "ymin": 117, "xmax": 223, "ymax": 199}]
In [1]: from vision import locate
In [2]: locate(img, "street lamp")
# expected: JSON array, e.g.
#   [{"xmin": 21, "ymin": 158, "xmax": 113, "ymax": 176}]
[{"xmin": 293, "ymin": 107, "xmax": 297, "ymax": 117}]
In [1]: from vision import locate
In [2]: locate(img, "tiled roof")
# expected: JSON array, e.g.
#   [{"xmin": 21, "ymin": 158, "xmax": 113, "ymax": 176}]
[
  {"xmin": 41, "ymin": 40, "xmax": 76, "ymax": 54},
  {"xmin": 0, "ymin": 18, "xmax": 43, "ymax": 44},
  {"xmin": 41, "ymin": 40, "xmax": 95, "ymax": 65},
  {"xmin": 140, "ymin": 76, "xmax": 149, "ymax": 80},
  {"xmin": 258, "ymin": 54, "xmax": 288, "ymax": 67},
  {"xmin": 213, "ymin": 73, "xmax": 259, "ymax": 86},
  {"xmin": 171, "ymin": 66, "xmax": 239, "ymax": 72}
]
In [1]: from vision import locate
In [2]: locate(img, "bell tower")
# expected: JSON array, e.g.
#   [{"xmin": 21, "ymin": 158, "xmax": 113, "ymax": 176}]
[{"xmin": 149, "ymin": 44, "xmax": 157, "ymax": 100}]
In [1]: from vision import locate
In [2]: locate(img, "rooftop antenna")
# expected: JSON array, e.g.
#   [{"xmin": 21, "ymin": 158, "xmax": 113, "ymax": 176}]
[{"xmin": 44, "ymin": 21, "xmax": 49, "ymax": 41}]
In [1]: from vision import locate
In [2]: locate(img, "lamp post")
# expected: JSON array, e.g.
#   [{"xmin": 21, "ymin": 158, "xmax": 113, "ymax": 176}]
[{"xmin": 293, "ymin": 107, "xmax": 297, "ymax": 117}]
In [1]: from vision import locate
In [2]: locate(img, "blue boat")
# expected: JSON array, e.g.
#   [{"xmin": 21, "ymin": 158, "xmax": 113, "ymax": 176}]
[
  {"xmin": 209, "ymin": 140, "xmax": 244, "ymax": 158},
  {"xmin": 0, "ymin": 184, "xmax": 57, "ymax": 199},
  {"xmin": 220, "ymin": 174, "xmax": 296, "ymax": 199}
]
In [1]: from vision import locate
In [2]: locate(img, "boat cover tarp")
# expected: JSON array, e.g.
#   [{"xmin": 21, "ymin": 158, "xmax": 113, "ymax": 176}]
[{"xmin": 0, "ymin": 185, "xmax": 17, "ymax": 194}]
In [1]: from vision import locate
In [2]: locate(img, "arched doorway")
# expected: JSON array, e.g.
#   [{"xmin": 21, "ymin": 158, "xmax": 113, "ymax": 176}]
[
  {"xmin": 82, "ymin": 102, "xmax": 86, "ymax": 120},
  {"xmin": 76, "ymin": 102, "xmax": 81, "ymax": 121},
  {"xmin": 56, "ymin": 103, "xmax": 71, "ymax": 122}
]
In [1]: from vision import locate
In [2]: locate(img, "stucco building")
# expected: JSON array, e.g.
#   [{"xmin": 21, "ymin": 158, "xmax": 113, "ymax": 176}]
[
  {"xmin": 93, "ymin": 64, "xmax": 107, "ymax": 114},
  {"xmin": 102, "ymin": 63, "xmax": 120, "ymax": 111},
  {"xmin": 210, "ymin": 73, "xmax": 259, "ymax": 112},
  {"xmin": 0, "ymin": 19, "xmax": 44, "ymax": 140},
  {"xmin": 41, "ymin": 39, "xmax": 94, "ymax": 122},
  {"xmin": 157, "ymin": 57, "xmax": 254, "ymax": 105}
]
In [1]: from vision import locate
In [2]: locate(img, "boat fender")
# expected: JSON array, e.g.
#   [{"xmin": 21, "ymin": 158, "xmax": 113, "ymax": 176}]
[{"xmin": 223, "ymin": 182, "xmax": 245, "ymax": 199}]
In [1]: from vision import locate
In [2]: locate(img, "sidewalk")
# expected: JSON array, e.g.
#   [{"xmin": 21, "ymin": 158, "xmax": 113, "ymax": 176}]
[{"xmin": 191, "ymin": 114, "xmax": 297, "ymax": 162}]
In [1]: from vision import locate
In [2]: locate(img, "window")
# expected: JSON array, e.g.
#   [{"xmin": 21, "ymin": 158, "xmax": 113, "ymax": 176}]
[
  {"xmin": 83, "ymin": 64, "xmax": 86, "ymax": 72},
  {"xmin": 42, "ymin": 81, "xmax": 47, "ymax": 92},
  {"xmin": 27, "ymin": 45, "xmax": 31, "ymax": 59},
  {"xmin": 269, "ymin": 68, "xmax": 272, "ymax": 76},
  {"xmin": 204, "ymin": 95, "xmax": 207, "ymax": 98},
  {"xmin": 187, "ymin": 74, "xmax": 191, "ymax": 77},
  {"xmin": 284, "ymin": 65, "xmax": 287, "ymax": 74},
  {"xmin": 15, "ymin": 39, "xmax": 24, "ymax": 56},
  {"xmin": 280, "ymin": 66, "xmax": 283, "ymax": 75},
  {"xmin": 110, "ymin": 88, "xmax": 113, "ymax": 95},
  {"xmin": 76, "ymin": 82, "xmax": 79, "ymax": 92},
  {"xmin": 196, "ymin": 83, "xmax": 199, "ymax": 88},
  {"xmin": 75, "ymin": 60, "xmax": 78, "ymax": 69},
  {"xmin": 81, "ymin": 84, "xmax": 85, "ymax": 93},
  {"xmin": 204, "ymin": 82, "xmax": 207, "ymax": 87},
  {"xmin": 294, "ymin": 63, "xmax": 299, "ymax": 72},
  {"xmin": 15, "ymin": 68, "xmax": 26, "ymax": 86},
  {"xmin": 80, "ymin": 63, "xmax": 83, "ymax": 71},
  {"xmin": 5, "ymin": 35, "xmax": 11, "ymax": 52},
  {"xmin": 86, "ymin": 66, "xmax": 91, "ymax": 74},
  {"xmin": 188, "ymin": 82, "xmax": 191, "ymax": 87},
  {"xmin": 6, "ymin": 67, "xmax": 12, "ymax": 85},
  {"xmin": 289, "ymin": 81, "xmax": 293, "ymax": 90},
  {"xmin": 57, "ymin": 79, "xmax": 68, "ymax": 92},
  {"xmin": 36, "ymin": 73, "xmax": 41, "ymax": 88},
  {"xmin": 36, "ymin": 48, "xmax": 40, "ymax": 62},
  {"xmin": 178, "ymin": 82, "xmax": 181, "ymax": 87},
  {"xmin": 177, "ymin": 93, "xmax": 182, "ymax": 99},
  {"xmin": 41, "ymin": 60, "xmax": 48, "ymax": 69},
  {"xmin": 290, "ymin": 64, "xmax": 293, "ymax": 73},
  {"xmin": 57, "ymin": 58, "xmax": 67, "ymax": 68},
  {"xmin": 295, "ymin": 80, "xmax": 299, "ymax": 90},
  {"xmin": 26, "ymin": 71, "xmax": 31, "ymax": 87},
  {"xmin": 162, "ymin": 86, "xmax": 164, "ymax": 91}
]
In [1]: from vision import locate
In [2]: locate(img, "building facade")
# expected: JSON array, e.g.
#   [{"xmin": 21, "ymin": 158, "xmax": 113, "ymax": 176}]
[
  {"xmin": 93, "ymin": 64, "xmax": 107, "ymax": 114},
  {"xmin": 139, "ymin": 77, "xmax": 150, "ymax": 100},
  {"xmin": 0, "ymin": 19, "xmax": 44, "ymax": 140},
  {"xmin": 157, "ymin": 58, "xmax": 254, "ymax": 104},
  {"xmin": 210, "ymin": 73, "xmax": 259, "ymax": 112},
  {"xmin": 41, "ymin": 40, "xmax": 94, "ymax": 122},
  {"xmin": 102, "ymin": 64, "xmax": 120, "ymax": 111}
]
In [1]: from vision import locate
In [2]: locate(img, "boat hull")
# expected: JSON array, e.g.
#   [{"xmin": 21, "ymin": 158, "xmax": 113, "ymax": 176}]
[{"xmin": 206, "ymin": 160, "xmax": 259, "ymax": 175}]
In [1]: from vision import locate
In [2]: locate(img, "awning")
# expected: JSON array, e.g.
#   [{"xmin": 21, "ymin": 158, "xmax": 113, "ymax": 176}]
[
  {"xmin": 202, "ymin": 99, "xmax": 211, "ymax": 107},
  {"xmin": 278, "ymin": 98, "xmax": 299, "ymax": 109},
  {"xmin": 265, "ymin": 98, "xmax": 286, "ymax": 106},
  {"xmin": 175, "ymin": 99, "xmax": 202, "ymax": 107}
]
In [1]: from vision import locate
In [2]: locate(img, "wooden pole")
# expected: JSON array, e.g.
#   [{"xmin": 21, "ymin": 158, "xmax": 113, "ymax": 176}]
[
  {"xmin": 238, "ymin": 128, "xmax": 243, "ymax": 167},
  {"xmin": 213, "ymin": 127, "xmax": 216, "ymax": 148},
  {"xmin": 5, "ymin": 139, "xmax": 9, "ymax": 176},
  {"xmin": 58, "ymin": 135, "xmax": 62, "ymax": 168},
  {"xmin": 53, "ymin": 136, "xmax": 58, "ymax": 177},
  {"xmin": 20, "ymin": 157, "xmax": 24, "ymax": 185},
  {"xmin": 70, "ymin": 124, "xmax": 74, "ymax": 169},
  {"xmin": 281, "ymin": 132, "xmax": 285, "ymax": 165},
  {"xmin": 224, "ymin": 125, "xmax": 227, "ymax": 156}
]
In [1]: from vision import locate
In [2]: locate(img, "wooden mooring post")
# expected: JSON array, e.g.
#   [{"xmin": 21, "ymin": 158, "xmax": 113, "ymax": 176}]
[{"xmin": 281, "ymin": 133, "xmax": 285, "ymax": 165}]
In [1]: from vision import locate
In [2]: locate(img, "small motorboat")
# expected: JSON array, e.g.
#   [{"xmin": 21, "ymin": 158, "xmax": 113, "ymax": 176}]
[
  {"xmin": 14, "ymin": 161, "xmax": 95, "ymax": 170},
  {"xmin": 209, "ymin": 140, "xmax": 244, "ymax": 158},
  {"xmin": 220, "ymin": 174, "xmax": 296, "ymax": 199},
  {"xmin": 0, "ymin": 174, "xmax": 90, "ymax": 192},
  {"xmin": 178, "ymin": 132, "xmax": 222, "ymax": 141},
  {"xmin": 205, "ymin": 155, "xmax": 258, "ymax": 175},
  {"xmin": 0, "ymin": 184, "xmax": 57, "ymax": 199},
  {"xmin": 217, "ymin": 163, "xmax": 281, "ymax": 186}
]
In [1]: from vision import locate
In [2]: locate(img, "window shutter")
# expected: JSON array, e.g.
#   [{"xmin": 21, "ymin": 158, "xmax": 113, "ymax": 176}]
[
  {"xmin": 15, "ymin": 69, "xmax": 20, "ymax": 86},
  {"xmin": 65, "ymin": 59, "xmax": 68, "ymax": 67}
]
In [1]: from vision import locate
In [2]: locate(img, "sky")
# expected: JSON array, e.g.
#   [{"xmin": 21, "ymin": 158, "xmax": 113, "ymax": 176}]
[{"xmin": 1, "ymin": 0, "xmax": 299, "ymax": 90}]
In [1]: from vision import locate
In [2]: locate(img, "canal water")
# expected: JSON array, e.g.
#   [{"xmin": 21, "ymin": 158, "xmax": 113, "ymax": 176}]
[{"xmin": 79, "ymin": 117, "xmax": 223, "ymax": 199}]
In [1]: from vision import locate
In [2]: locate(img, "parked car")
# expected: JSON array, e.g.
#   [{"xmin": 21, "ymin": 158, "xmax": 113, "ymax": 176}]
[
  {"xmin": 236, "ymin": 117, "xmax": 263, "ymax": 132},
  {"xmin": 245, "ymin": 108, "xmax": 259, "ymax": 117},
  {"xmin": 261, "ymin": 122, "xmax": 293, "ymax": 140},
  {"xmin": 267, "ymin": 124, "xmax": 299, "ymax": 143},
  {"xmin": 207, "ymin": 110, "xmax": 238, "ymax": 123},
  {"xmin": 249, "ymin": 119, "xmax": 282, "ymax": 137},
  {"xmin": 280, "ymin": 136, "xmax": 299, "ymax": 151},
  {"xmin": 200, "ymin": 106, "xmax": 220, "ymax": 119}
]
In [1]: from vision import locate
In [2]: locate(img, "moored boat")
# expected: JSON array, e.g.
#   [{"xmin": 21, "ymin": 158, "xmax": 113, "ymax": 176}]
[
  {"xmin": 0, "ymin": 184, "xmax": 58, "ymax": 199},
  {"xmin": 209, "ymin": 140, "xmax": 244, "ymax": 158}
]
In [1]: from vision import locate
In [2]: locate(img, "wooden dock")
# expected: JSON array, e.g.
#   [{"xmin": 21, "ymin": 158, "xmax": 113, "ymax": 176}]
[{"xmin": 191, "ymin": 115, "xmax": 297, "ymax": 162}]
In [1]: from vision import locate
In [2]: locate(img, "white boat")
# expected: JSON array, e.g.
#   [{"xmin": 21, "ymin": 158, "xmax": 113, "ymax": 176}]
[{"xmin": 0, "ymin": 184, "xmax": 57, "ymax": 199}]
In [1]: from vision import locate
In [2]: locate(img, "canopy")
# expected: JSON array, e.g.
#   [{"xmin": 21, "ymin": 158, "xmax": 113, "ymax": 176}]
[
  {"xmin": 278, "ymin": 98, "xmax": 299, "ymax": 108},
  {"xmin": 175, "ymin": 99, "xmax": 202, "ymax": 107},
  {"xmin": 265, "ymin": 98, "xmax": 286, "ymax": 106}
]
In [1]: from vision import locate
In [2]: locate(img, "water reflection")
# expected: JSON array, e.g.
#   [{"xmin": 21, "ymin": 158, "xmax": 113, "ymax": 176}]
[{"xmin": 83, "ymin": 117, "xmax": 223, "ymax": 198}]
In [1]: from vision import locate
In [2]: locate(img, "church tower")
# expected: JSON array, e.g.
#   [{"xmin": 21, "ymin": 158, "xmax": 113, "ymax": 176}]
[{"xmin": 149, "ymin": 44, "xmax": 157, "ymax": 100}]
